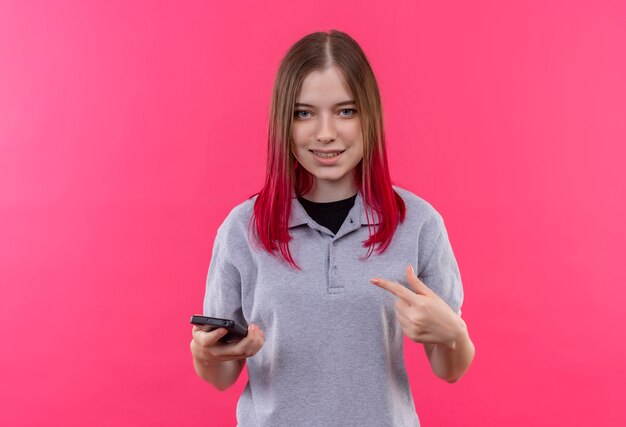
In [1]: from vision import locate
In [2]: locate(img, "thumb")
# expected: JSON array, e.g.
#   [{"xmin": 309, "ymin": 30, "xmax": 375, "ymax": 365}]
[
  {"xmin": 248, "ymin": 323, "xmax": 265, "ymax": 339},
  {"xmin": 406, "ymin": 265, "xmax": 433, "ymax": 296}
]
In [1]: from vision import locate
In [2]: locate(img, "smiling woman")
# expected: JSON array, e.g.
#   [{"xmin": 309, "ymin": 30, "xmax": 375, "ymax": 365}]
[
  {"xmin": 190, "ymin": 29, "xmax": 474, "ymax": 427},
  {"xmin": 290, "ymin": 66, "xmax": 365, "ymax": 202}
]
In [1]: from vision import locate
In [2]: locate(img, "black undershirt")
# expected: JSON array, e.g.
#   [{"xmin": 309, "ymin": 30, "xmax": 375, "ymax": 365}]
[{"xmin": 296, "ymin": 193, "xmax": 357, "ymax": 235}]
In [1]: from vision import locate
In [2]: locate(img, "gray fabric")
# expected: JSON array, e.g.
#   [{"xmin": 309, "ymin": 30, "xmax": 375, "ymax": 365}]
[{"xmin": 203, "ymin": 185, "xmax": 464, "ymax": 426}]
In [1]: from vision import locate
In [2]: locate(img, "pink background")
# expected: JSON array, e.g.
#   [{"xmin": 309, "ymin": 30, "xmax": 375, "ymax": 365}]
[{"xmin": 1, "ymin": 1, "xmax": 625, "ymax": 426}]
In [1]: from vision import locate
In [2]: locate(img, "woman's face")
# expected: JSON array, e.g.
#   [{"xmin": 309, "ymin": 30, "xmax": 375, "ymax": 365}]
[{"xmin": 290, "ymin": 66, "xmax": 364, "ymax": 195}]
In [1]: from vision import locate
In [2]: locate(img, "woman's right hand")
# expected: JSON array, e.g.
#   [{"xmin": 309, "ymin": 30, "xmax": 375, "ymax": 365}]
[{"xmin": 190, "ymin": 324, "xmax": 265, "ymax": 365}]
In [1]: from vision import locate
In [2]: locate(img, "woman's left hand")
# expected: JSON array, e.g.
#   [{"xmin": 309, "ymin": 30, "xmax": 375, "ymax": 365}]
[{"xmin": 370, "ymin": 265, "xmax": 465, "ymax": 349}]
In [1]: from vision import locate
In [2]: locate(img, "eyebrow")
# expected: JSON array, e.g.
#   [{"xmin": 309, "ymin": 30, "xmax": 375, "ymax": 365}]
[{"xmin": 294, "ymin": 100, "xmax": 356, "ymax": 108}]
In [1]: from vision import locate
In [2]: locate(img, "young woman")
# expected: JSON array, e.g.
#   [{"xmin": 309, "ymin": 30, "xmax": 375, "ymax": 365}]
[{"xmin": 190, "ymin": 29, "xmax": 475, "ymax": 426}]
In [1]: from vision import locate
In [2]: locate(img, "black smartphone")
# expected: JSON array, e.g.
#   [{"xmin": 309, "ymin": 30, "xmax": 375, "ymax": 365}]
[{"xmin": 190, "ymin": 315, "xmax": 248, "ymax": 344}]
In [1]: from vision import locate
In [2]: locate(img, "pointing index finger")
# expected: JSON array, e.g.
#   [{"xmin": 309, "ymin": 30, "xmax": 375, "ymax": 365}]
[{"xmin": 370, "ymin": 277, "xmax": 417, "ymax": 302}]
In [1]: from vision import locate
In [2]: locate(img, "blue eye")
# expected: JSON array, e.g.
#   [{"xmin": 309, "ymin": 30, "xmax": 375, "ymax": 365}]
[
  {"xmin": 295, "ymin": 110, "xmax": 310, "ymax": 119},
  {"xmin": 294, "ymin": 109, "xmax": 356, "ymax": 119},
  {"xmin": 340, "ymin": 108, "xmax": 356, "ymax": 117}
]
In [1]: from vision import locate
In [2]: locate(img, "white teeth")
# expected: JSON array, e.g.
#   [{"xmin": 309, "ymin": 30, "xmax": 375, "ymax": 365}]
[{"xmin": 312, "ymin": 151, "xmax": 342, "ymax": 158}]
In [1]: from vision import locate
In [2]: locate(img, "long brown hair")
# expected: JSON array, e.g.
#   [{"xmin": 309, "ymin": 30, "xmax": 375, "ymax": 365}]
[{"xmin": 248, "ymin": 29, "xmax": 406, "ymax": 270}]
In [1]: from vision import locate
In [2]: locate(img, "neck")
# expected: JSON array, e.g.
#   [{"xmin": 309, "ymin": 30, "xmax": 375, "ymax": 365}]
[{"xmin": 301, "ymin": 178, "xmax": 358, "ymax": 203}]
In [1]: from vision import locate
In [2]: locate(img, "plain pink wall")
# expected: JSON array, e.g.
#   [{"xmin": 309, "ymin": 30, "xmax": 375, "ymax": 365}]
[{"xmin": 1, "ymin": 1, "xmax": 625, "ymax": 426}]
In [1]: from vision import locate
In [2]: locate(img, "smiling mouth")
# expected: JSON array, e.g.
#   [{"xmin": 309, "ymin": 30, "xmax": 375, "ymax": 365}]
[{"xmin": 309, "ymin": 149, "xmax": 345, "ymax": 158}]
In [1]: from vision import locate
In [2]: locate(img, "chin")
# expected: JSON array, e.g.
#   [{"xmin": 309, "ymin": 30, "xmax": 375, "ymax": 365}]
[{"xmin": 314, "ymin": 173, "xmax": 348, "ymax": 182}]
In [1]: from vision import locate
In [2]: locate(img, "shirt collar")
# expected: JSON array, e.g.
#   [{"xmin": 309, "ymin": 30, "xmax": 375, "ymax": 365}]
[{"xmin": 288, "ymin": 190, "xmax": 380, "ymax": 228}]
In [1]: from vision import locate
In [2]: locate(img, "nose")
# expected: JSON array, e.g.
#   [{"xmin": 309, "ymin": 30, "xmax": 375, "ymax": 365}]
[{"xmin": 316, "ymin": 114, "xmax": 337, "ymax": 142}]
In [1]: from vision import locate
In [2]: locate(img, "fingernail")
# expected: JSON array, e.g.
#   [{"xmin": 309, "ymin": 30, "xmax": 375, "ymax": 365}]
[
  {"xmin": 371, "ymin": 278, "xmax": 380, "ymax": 284},
  {"xmin": 410, "ymin": 265, "xmax": 415, "ymax": 275}
]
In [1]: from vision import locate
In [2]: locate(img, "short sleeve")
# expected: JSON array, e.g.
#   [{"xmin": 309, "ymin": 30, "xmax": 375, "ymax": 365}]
[
  {"xmin": 202, "ymin": 224, "xmax": 247, "ymax": 326},
  {"xmin": 417, "ymin": 214, "xmax": 464, "ymax": 315}
]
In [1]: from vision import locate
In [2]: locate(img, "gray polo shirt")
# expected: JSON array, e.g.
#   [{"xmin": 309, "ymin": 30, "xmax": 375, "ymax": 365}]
[{"xmin": 203, "ymin": 185, "xmax": 464, "ymax": 426}]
